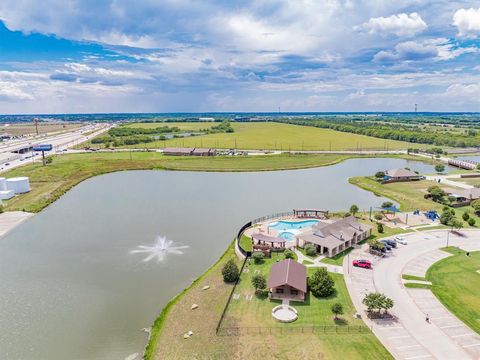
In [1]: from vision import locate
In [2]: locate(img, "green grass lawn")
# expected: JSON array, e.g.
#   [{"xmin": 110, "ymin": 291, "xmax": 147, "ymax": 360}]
[
  {"xmin": 90, "ymin": 122, "xmax": 419, "ymax": 151},
  {"xmin": 239, "ymin": 233, "xmax": 253, "ymax": 253},
  {"xmin": 225, "ymin": 254, "xmax": 365, "ymax": 328},
  {"xmin": 427, "ymin": 248, "xmax": 480, "ymax": 334},
  {"xmin": 402, "ymin": 274, "xmax": 427, "ymax": 281}
]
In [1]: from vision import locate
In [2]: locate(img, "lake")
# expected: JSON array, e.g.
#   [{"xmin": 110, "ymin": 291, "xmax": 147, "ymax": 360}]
[{"xmin": 0, "ymin": 157, "xmax": 447, "ymax": 359}]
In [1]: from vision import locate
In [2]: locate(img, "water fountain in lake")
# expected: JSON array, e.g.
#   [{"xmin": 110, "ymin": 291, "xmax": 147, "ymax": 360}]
[{"xmin": 130, "ymin": 236, "xmax": 189, "ymax": 262}]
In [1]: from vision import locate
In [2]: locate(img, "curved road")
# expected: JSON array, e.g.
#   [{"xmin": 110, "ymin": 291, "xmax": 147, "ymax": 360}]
[{"xmin": 344, "ymin": 230, "xmax": 480, "ymax": 360}]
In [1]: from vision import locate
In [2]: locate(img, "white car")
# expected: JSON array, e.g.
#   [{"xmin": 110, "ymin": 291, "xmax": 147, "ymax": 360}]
[{"xmin": 395, "ymin": 236, "xmax": 408, "ymax": 245}]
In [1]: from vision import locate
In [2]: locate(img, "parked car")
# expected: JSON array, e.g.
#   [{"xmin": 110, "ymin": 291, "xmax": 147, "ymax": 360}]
[
  {"xmin": 353, "ymin": 259, "xmax": 372, "ymax": 269},
  {"xmin": 383, "ymin": 239, "xmax": 397, "ymax": 248},
  {"xmin": 394, "ymin": 236, "xmax": 408, "ymax": 245},
  {"xmin": 380, "ymin": 240, "xmax": 392, "ymax": 251}
]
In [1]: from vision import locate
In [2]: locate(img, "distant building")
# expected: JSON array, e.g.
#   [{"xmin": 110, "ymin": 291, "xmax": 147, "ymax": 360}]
[
  {"xmin": 297, "ymin": 216, "xmax": 372, "ymax": 257},
  {"xmin": 198, "ymin": 117, "xmax": 215, "ymax": 122},
  {"xmin": 162, "ymin": 147, "xmax": 216, "ymax": 156},
  {"xmin": 384, "ymin": 168, "xmax": 424, "ymax": 182},
  {"xmin": 449, "ymin": 188, "xmax": 480, "ymax": 203},
  {"xmin": 267, "ymin": 259, "xmax": 307, "ymax": 302}
]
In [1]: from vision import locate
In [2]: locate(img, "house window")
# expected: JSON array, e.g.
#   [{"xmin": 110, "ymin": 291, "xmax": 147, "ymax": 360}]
[
  {"xmin": 275, "ymin": 288, "xmax": 284, "ymax": 294},
  {"xmin": 291, "ymin": 289, "xmax": 298, "ymax": 295}
]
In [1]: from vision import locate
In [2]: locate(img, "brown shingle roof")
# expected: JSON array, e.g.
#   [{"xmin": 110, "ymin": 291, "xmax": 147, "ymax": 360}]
[
  {"xmin": 267, "ymin": 259, "xmax": 307, "ymax": 293},
  {"xmin": 385, "ymin": 168, "xmax": 419, "ymax": 178}
]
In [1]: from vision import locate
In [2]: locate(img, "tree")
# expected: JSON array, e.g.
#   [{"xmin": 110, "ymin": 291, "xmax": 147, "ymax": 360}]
[
  {"xmin": 477, "ymin": 163, "xmax": 480, "ymax": 170},
  {"xmin": 251, "ymin": 273, "xmax": 266, "ymax": 294},
  {"xmin": 472, "ymin": 199, "xmax": 480, "ymax": 214},
  {"xmin": 381, "ymin": 297, "xmax": 394, "ymax": 314},
  {"xmin": 349, "ymin": 204, "xmax": 359, "ymax": 216},
  {"xmin": 435, "ymin": 164, "xmax": 445, "ymax": 173},
  {"xmin": 304, "ymin": 243, "xmax": 317, "ymax": 257},
  {"xmin": 331, "ymin": 303, "xmax": 344, "ymax": 320},
  {"xmin": 252, "ymin": 251, "xmax": 265, "ymax": 264},
  {"xmin": 462, "ymin": 211, "xmax": 470, "ymax": 221},
  {"xmin": 362, "ymin": 292, "xmax": 394, "ymax": 315},
  {"xmin": 375, "ymin": 171, "xmax": 385, "ymax": 179},
  {"xmin": 381, "ymin": 201, "xmax": 393, "ymax": 209},
  {"xmin": 309, "ymin": 267, "xmax": 335, "ymax": 298},
  {"xmin": 428, "ymin": 185, "xmax": 446, "ymax": 202},
  {"xmin": 284, "ymin": 249, "xmax": 295, "ymax": 259},
  {"xmin": 468, "ymin": 218, "xmax": 476, "ymax": 226},
  {"xmin": 450, "ymin": 219, "xmax": 463, "ymax": 231},
  {"xmin": 377, "ymin": 223, "xmax": 384, "ymax": 233},
  {"xmin": 222, "ymin": 259, "xmax": 239, "ymax": 283},
  {"xmin": 440, "ymin": 209, "xmax": 455, "ymax": 225},
  {"xmin": 374, "ymin": 212, "xmax": 383, "ymax": 221}
]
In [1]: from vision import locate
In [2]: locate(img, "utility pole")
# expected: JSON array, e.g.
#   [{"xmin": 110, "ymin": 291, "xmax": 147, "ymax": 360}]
[
  {"xmin": 415, "ymin": 103, "xmax": 418, "ymax": 114},
  {"xmin": 33, "ymin": 118, "xmax": 39, "ymax": 136}
]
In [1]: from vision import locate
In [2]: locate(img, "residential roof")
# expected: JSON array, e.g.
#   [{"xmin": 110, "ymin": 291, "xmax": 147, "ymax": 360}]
[
  {"xmin": 452, "ymin": 188, "xmax": 480, "ymax": 200},
  {"xmin": 298, "ymin": 216, "xmax": 372, "ymax": 249},
  {"xmin": 385, "ymin": 168, "xmax": 419, "ymax": 178},
  {"xmin": 252, "ymin": 233, "xmax": 286, "ymax": 243},
  {"xmin": 267, "ymin": 259, "xmax": 307, "ymax": 293}
]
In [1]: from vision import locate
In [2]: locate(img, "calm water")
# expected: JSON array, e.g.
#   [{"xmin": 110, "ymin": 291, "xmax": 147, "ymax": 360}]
[
  {"xmin": 457, "ymin": 155, "xmax": 480, "ymax": 163},
  {"xmin": 0, "ymin": 158, "xmax": 446, "ymax": 359}
]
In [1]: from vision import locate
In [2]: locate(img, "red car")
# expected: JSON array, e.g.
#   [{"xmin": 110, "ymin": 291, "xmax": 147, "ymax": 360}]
[{"xmin": 353, "ymin": 259, "xmax": 372, "ymax": 269}]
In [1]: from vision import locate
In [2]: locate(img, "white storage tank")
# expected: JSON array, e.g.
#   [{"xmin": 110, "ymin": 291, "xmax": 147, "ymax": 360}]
[
  {"xmin": 0, "ymin": 177, "xmax": 6, "ymax": 191},
  {"xmin": 6, "ymin": 177, "xmax": 30, "ymax": 194}
]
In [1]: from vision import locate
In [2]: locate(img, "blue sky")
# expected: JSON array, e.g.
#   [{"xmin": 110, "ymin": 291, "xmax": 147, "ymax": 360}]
[{"xmin": 0, "ymin": 0, "xmax": 479, "ymax": 113}]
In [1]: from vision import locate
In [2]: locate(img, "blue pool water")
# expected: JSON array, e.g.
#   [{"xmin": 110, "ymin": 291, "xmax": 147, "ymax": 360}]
[
  {"xmin": 268, "ymin": 220, "xmax": 319, "ymax": 231},
  {"xmin": 268, "ymin": 220, "xmax": 320, "ymax": 241}
]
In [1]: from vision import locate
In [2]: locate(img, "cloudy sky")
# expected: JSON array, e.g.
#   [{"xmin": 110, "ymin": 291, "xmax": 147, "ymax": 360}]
[{"xmin": 0, "ymin": 0, "xmax": 479, "ymax": 113}]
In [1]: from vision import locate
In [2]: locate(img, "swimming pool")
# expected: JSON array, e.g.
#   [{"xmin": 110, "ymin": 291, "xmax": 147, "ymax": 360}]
[{"xmin": 268, "ymin": 220, "xmax": 320, "ymax": 241}]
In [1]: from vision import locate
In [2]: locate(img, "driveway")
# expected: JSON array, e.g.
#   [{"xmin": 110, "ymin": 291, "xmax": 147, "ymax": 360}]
[{"xmin": 344, "ymin": 230, "xmax": 480, "ymax": 360}]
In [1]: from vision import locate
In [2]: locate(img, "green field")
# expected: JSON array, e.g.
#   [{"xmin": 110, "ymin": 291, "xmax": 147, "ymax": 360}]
[
  {"xmin": 123, "ymin": 122, "xmax": 215, "ymax": 131},
  {"xmin": 89, "ymin": 122, "xmax": 421, "ymax": 151},
  {"xmin": 427, "ymin": 248, "xmax": 480, "ymax": 334}
]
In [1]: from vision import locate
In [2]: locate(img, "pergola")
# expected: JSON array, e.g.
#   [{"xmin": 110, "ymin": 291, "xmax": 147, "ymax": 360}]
[
  {"xmin": 252, "ymin": 233, "xmax": 286, "ymax": 248},
  {"xmin": 293, "ymin": 209, "xmax": 328, "ymax": 219}
]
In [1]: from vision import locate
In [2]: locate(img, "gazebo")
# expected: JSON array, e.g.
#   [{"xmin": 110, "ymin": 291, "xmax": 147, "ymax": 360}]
[{"xmin": 293, "ymin": 209, "xmax": 328, "ymax": 219}]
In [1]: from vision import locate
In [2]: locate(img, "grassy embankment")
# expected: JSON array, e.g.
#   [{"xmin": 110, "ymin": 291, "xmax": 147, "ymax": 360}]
[
  {"xmin": 150, "ymin": 249, "xmax": 392, "ymax": 359},
  {"xmin": 86, "ymin": 122, "xmax": 422, "ymax": 151},
  {"xmin": 3, "ymin": 152, "xmax": 417, "ymax": 213},
  {"xmin": 349, "ymin": 176, "xmax": 480, "ymax": 228},
  {"xmin": 427, "ymin": 247, "xmax": 480, "ymax": 334}
]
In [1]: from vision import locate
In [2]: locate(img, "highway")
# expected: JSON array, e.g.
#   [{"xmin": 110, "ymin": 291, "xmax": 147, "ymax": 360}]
[{"xmin": 0, "ymin": 123, "xmax": 112, "ymax": 173}]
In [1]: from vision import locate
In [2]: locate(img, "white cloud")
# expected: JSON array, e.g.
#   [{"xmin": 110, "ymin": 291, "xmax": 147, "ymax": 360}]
[
  {"xmin": 374, "ymin": 41, "xmax": 438, "ymax": 62},
  {"xmin": 453, "ymin": 8, "xmax": 480, "ymax": 38},
  {"xmin": 357, "ymin": 13, "xmax": 427, "ymax": 37}
]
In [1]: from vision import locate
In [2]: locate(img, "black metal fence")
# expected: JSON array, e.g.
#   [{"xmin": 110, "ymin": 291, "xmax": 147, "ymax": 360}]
[{"xmin": 217, "ymin": 325, "xmax": 371, "ymax": 336}]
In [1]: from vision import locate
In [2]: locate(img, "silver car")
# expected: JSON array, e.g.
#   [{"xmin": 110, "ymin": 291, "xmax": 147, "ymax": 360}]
[{"xmin": 395, "ymin": 236, "xmax": 408, "ymax": 245}]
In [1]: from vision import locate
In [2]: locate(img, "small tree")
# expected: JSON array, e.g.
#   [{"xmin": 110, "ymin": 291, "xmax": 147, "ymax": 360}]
[
  {"xmin": 251, "ymin": 273, "xmax": 267, "ymax": 294},
  {"xmin": 331, "ymin": 303, "xmax": 344, "ymax": 320},
  {"xmin": 451, "ymin": 219, "xmax": 463, "ymax": 232},
  {"xmin": 252, "ymin": 251, "xmax": 265, "ymax": 264},
  {"xmin": 362, "ymin": 292, "xmax": 394, "ymax": 315},
  {"xmin": 377, "ymin": 223, "xmax": 384, "ymax": 233},
  {"xmin": 472, "ymin": 199, "xmax": 480, "ymax": 214},
  {"xmin": 309, "ymin": 267, "xmax": 335, "ymax": 298},
  {"xmin": 349, "ymin": 204, "xmax": 359, "ymax": 217},
  {"xmin": 374, "ymin": 212, "xmax": 383, "ymax": 221},
  {"xmin": 477, "ymin": 163, "xmax": 480, "ymax": 171},
  {"xmin": 375, "ymin": 171, "xmax": 385, "ymax": 179},
  {"xmin": 381, "ymin": 296, "xmax": 394, "ymax": 314},
  {"xmin": 304, "ymin": 243, "xmax": 317, "ymax": 257},
  {"xmin": 284, "ymin": 249, "xmax": 295, "ymax": 259},
  {"xmin": 435, "ymin": 164, "xmax": 445, "ymax": 173},
  {"xmin": 428, "ymin": 185, "xmax": 446, "ymax": 202},
  {"xmin": 468, "ymin": 217, "xmax": 476, "ymax": 226},
  {"xmin": 222, "ymin": 259, "xmax": 240, "ymax": 283},
  {"xmin": 462, "ymin": 211, "xmax": 470, "ymax": 221},
  {"xmin": 381, "ymin": 201, "xmax": 393, "ymax": 209}
]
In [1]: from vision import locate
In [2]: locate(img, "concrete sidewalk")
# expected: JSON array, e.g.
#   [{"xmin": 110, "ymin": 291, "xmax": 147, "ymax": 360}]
[{"xmin": 0, "ymin": 211, "xmax": 34, "ymax": 239}]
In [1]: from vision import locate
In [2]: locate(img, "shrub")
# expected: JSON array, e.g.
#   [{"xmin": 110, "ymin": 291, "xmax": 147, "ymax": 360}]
[
  {"xmin": 304, "ymin": 243, "xmax": 317, "ymax": 257},
  {"xmin": 472, "ymin": 199, "xmax": 480, "ymax": 214},
  {"xmin": 462, "ymin": 212, "xmax": 470, "ymax": 221},
  {"xmin": 251, "ymin": 273, "xmax": 267, "ymax": 294},
  {"xmin": 374, "ymin": 213, "xmax": 383, "ymax": 221},
  {"xmin": 45, "ymin": 156, "xmax": 54, "ymax": 164},
  {"xmin": 221, "ymin": 259, "xmax": 239, "ymax": 283},
  {"xmin": 377, "ymin": 223, "xmax": 384, "ymax": 233},
  {"xmin": 252, "ymin": 251, "xmax": 265, "ymax": 264},
  {"xmin": 428, "ymin": 185, "xmax": 446, "ymax": 202},
  {"xmin": 284, "ymin": 249, "xmax": 295, "ymax": 259},
  {"xmin": 468, "ymin": 218, "xmax": 476, "ymax": 226},
  {"xmin": 375, "ymin": 171, "xmax": 385, "ymax": 179},
  {"xmin": 381, "ymin": 201, "xmax": 393, "ymax": 209},
  {"xmin": 435, "ymin": 164, "xmax": 445, "ymax": 173},
  {"xmin": 331, "ymin": 303, "xmax": 344, "ymax": 319},
  {"xmin": 309, "ymin": 267, "xmax": 335, "ymax": 298}
]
